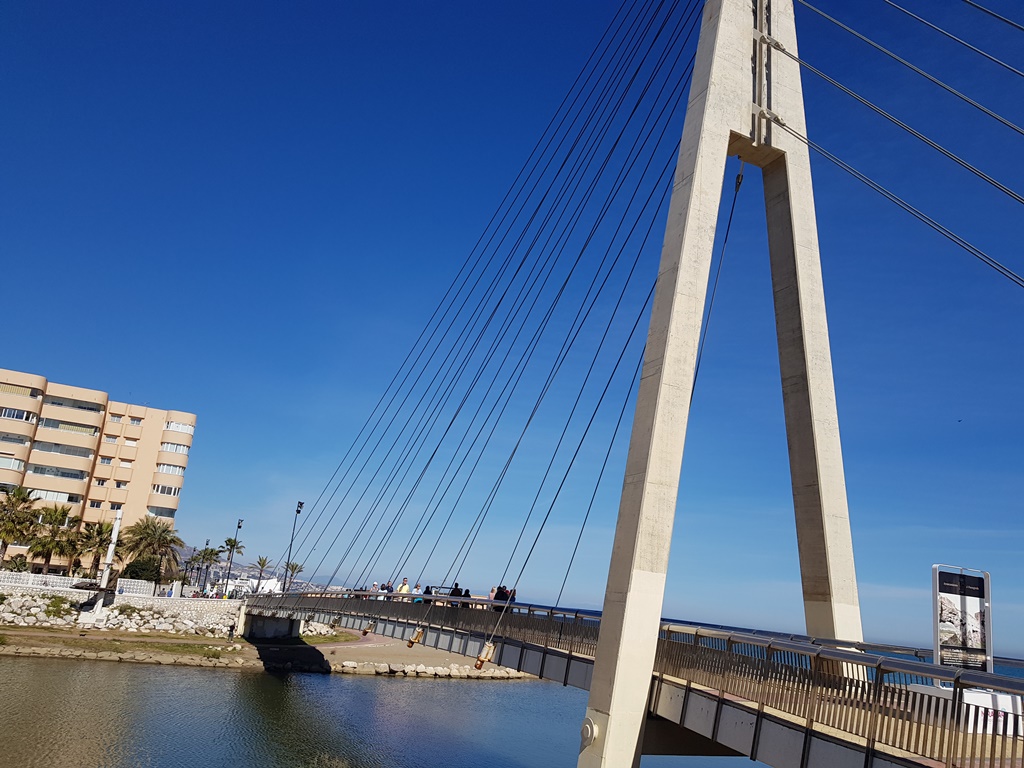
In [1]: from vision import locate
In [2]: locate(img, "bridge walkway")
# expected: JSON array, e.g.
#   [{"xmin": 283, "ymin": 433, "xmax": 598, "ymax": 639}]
[{"xmin": 246, "ymin": 594, "xmax": 1024, "ymax": 768}]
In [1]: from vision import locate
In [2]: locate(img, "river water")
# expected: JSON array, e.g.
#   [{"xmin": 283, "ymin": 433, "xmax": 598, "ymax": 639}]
[{"xmin": 0, "ymin": 657, "xmax": 751, "ymax": 768}]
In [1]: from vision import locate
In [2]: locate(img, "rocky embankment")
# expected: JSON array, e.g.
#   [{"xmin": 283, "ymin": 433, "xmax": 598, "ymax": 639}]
[
  {"xmin": 332, "ymin": 661, "xmax": 529, "ymax": 679},
  {"xmin": 0, "ymin": 589, "xmax": 240, "ymax": 637}
]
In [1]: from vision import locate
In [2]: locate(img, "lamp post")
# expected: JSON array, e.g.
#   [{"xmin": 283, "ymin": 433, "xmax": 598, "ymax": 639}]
[
  {"xmin": 223, "ymin": 519, "xmax": 242, "ymax": 597},
  {"xmin": 199, "ymin": 538, "xmax": 210, "ymax": 593},
  {"xmin": 186, "ymin": 546, "xmax": 197, "ymax": 584},
  {"xmin": 285, "ymin": 501, "xmax": 303, "ymax": 591}
]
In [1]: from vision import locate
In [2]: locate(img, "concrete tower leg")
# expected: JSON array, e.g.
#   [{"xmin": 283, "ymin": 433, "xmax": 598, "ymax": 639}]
[
  {"xmin": 578, "ymin": 0, "xmax": 862, "ymax": 765},
  {"xmin": 760, "ymin": 0, "xmax": 862, "ymax": 642},
  {"xmin": 578, "ymin": 1, "xmax": 755, "ymax": 766}
]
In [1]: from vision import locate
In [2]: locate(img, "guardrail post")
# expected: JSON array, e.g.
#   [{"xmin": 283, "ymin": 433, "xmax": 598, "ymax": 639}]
[
  {"xmin": 943, "ymin": 671, "xmax": 963, "ymax": 768},
  {"xmin": 750, "ymin": 642, "xmax": 774, "ymax": 764},
  {"xmin": 712, "ymin": 636, "xmax": 734, "ymax": 743},
  {"xmin": 863, "ymin": 659, "xmax": 885, "ymax": 768}
]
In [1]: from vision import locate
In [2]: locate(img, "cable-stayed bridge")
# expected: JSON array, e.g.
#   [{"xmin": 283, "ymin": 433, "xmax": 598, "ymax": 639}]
[
  {"xmin": 247, "ymin": 0, "xmax": 1023, "ymax": 765},
  {"xmin": 246, "ymin": 592, "xmax": 1024, "ymax": 768}
]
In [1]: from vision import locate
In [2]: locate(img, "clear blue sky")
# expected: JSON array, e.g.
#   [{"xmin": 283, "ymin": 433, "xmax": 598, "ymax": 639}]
[{"xmin": 3, "ymin": 2, "xmax": 1021, "ymax": 653}]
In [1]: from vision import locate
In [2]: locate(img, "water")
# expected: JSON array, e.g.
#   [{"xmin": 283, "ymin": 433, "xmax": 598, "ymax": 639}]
[{"xmin": 0, "ymin": 658, "xmax": 749, "ymax": 768}]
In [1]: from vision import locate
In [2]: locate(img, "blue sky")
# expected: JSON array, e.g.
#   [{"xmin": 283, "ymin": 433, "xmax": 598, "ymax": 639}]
[{"xmin": 3, "ymin": 1, "xmax": 1021, "ymax": 654}]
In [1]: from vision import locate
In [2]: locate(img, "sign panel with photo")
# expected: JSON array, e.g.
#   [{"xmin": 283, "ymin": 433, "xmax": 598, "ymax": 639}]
[{"xmin": 932, "ymin": 565, "xmax": 992, "ymax": 673}]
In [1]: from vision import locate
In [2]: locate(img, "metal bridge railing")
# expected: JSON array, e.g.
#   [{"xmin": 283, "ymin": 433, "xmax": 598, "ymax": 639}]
[
  {"xmin": 248, "ymin": 593, "xmax": 1024, "ymax": 766},
  {"xmin": 658, "ymin": 624, "xmax": 1024, "ymax": 767}
]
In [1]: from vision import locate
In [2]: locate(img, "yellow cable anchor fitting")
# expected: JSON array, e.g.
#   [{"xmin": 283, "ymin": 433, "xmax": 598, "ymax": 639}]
[
  {"xmin": 361, "ymin": 621, "xmax": 376, "ymax": 636},
  {"xmin": 407, "ymin": 627, "xmax": 424, "ymax": 648}
]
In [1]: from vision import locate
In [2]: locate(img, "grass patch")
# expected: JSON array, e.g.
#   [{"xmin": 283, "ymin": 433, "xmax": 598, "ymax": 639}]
[
  {"xmin": 0, "ymin": 634, "xmax": 6, "ymax": 645},
  {"xmin": 0, "ymin": 627, "xmax": 245, "ymax": 657},
  {"xmin": 44, "ymin": 595, "xmax": 74, "ymax": 618},
  {"xmin": 303, "ymin": 631, "xmax": 360, "ymax": 645},
  {"xmin": 113, "ymin": 604, "xmax": 140, "ymax": 617},
  {"xmin": 203, "ymin": 649, "xmax": 222, "ymax": 659}
]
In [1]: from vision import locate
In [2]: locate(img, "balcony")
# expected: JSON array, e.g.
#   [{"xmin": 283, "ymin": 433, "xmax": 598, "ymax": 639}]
[
  {"xmin": 0, "ymin": 390, "xmax": 42, "ymax": 414},
  {"xmin": 147, "ymin": 492, "xmax": 180, "ymax": 510},
  {"xmin": 35, "ymin": 424, "xmax": 97, "ymax": 450},
  {"xmin": 0, "ymin": 467, "xmax": 26, "ymax": 486},
  {"xmin": 156, "ymin": 450, "xmax": 189, "ymax": 466},
  {"xmin": 0, "ymin": 417, "xmax": 36, "ymax": 440},
  {"xmin": 26, "ymin": 474, "xmax": 88, "ymax": 496},
  {"xmin": 40, "ymin": 403, "xmax": 104, "ymax": 429},
  {"xmin": 27, "ymin": 450, "xmax": 92, "ymax": 474},
  {"xmin": 160, "ymin": 429, "xmax": 192, "ymax": 448},
  {"xmin": 118, "ymin": 446, "xmax": 138, "ymax": 462},
  {"xmin": 0, "ymin": 442, "xmax": 31, "ymax": 463}
]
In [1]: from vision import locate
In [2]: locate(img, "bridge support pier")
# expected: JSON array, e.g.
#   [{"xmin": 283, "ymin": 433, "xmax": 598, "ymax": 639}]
[
  {"xmin": 244, "ymin": 614, "xmax": 301, "ymax": 640},
  {"xmin": 579, "ymin": 0, "xmax": 862, "ymax": 766}
]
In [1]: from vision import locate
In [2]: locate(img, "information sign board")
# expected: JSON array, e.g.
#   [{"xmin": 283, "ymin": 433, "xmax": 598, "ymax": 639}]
[{"xmin": 932, "ymin": 564, "xmax": 992, "ymax": 673}]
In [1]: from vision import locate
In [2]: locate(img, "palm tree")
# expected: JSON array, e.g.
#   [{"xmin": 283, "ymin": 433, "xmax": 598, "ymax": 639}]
[
  {"xmin": 254, "ymin": 555, "xmax": 272, "ymax": 594},
  {"xmin": 27, "ymin": 505, "xmax": 81, "ymax": 575},
  {"xmin": 80, "ymin": 521, "xmax": 116, "ymax": 578},
  {"xmin": 0, "ymin": 486, "xmax": 38, "ymax": 564},
  {"xmin": 222, "ymin": 537, "xmax": 244, "ymax": 596},
  {"xmin": 196, "ymin": 546, "xmax": 221, "ymax": 592},
  {"xmin": 120, "ymin": 517, "xmax": 184, "ymax": 593},
  {"xmin": 285, "ymin": 561, "xmax": 304, "ymax": 591}
]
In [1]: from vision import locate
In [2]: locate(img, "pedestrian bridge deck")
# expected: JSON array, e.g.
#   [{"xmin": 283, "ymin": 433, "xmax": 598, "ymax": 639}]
[{"xmin": 246, "ymin": 594, "xmax": 1024, "ymax": 768}]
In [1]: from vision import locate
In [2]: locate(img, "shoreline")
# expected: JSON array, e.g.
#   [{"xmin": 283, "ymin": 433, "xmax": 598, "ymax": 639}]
[{"xmin": 0, "ymin": 627, "xmax": 535, "ymax": 679}]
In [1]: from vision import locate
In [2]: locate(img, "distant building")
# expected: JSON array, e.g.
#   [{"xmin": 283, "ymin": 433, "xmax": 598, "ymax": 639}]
[{"xmin": 0, "ymin": 367, "xmax": 196, "ymax": 572}]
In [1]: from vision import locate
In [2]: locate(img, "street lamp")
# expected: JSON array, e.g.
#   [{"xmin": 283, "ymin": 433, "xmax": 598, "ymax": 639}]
[
  {"xmin": 285, "ymin": 501, "xmax": 303, "ymax": 592},
  {"xmin": 199, "ymin": 538, "xmax": 210, "ymax": 593},
  {"xmin": 223, "ymin": 519, "xmax": 243, "ymax": 597}
]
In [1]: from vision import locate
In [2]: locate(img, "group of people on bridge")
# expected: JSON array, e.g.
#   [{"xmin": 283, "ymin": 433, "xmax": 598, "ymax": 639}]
[{"xmin": 346, "ymin": 579, "xmax": 518, "ymax": 609}]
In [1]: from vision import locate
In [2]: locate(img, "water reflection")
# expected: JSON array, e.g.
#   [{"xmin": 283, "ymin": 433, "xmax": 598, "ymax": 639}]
[{"xmin": 0, "ymin": 658, "xmax": 749, "ymax": 768}]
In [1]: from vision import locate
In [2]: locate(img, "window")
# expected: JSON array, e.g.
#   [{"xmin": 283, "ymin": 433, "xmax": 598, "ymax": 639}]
[
  {"xmin": 148, "ymin": 506, "xmax": 176, "ymax": 519},
  {"xmin": 39, "ymin": 418, "xmax": 96, "ymax": 436},
  {"xmin": 110, "ymin": 503, "xmax": 123, "ymax": 511},
  {"xmin": 109, "ymin": 415, "xmax": 122, "ymax": 423},
  {"xmin": 129, "ymin": 417, "xmax": 142, "ymax": 426},
  {"xmin": 1, "ymin": 407, "xmax": 35, "ymax": 423},
  {"xmin": 115, "ymin": 481, "xmax": 127, "ymax": 489},
  {"xmin": 156, "ymin": 463, "xmax": 185, "ymax": 476},
  {"xmin": 119, "ymin": 460, "xmax": 132, "ymax": 468},
  {"xmin": 0, "ymin": 382, "xmax": 40, "ymax": 398},
  {"xmin": 124, "ymin": 439, "xmax": 137, "ymax": 447},
  {"xmin": 89, "ymin": 500, "xmax": 102, "ymax": 509},
  {"xmin": 95, "ymin": 479, "xmax": 106, "ymax": 486},
  {"xmin": 160, "ymin": 442, "xmax": 189, "ymax": 455},
  {"xmin": 99, "ymin": 457, "xmax": 112, "ymax": 466},
  {"xmin": 103, "ymin": 435, "xmax": 117, "ymax": 444},
  {"xmin": 0, "ymin": 433, "xmax": 29, "ymax": 445},
  {"xmin": 0, "ymin": 456, "xmax": 24, "ymax": 471},
  {"xmin": 28, "ymin": 464, "xmax": 88, "ymax": 481},
  {"xmin": 28, "ymin": 489, "xmax": 81, "ymax": 504},
  {"xmin": 31, "ymin": 441, "xmax": 92, "ymax": 459},
  {"xmin": 152, "ymin": 484, "xmax": 181, "ymax": 497},
  {"xmin": 164, "ymin": 421, "xmax": 194, "ymax": 435},
  {"xmin": 43, "ymin": 396, "xmax": 102, "ymax": 413}
]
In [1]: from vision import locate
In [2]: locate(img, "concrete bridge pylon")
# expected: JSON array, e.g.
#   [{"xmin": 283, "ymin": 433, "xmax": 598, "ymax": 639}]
[{"xmin": 578, "ymin": 0, "xmax": 863, "ymax": 765}]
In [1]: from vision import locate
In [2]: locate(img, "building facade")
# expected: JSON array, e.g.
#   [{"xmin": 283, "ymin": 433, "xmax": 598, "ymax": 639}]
[{"xmin": 0, "ymin": 367, "xmax": 195, "ymax": 572}]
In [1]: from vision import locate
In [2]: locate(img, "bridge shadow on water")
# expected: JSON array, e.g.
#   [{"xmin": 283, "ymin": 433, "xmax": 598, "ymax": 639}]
[{"xmin": 247, "ymin": 636, "xmax": 331, "ymax": 676}]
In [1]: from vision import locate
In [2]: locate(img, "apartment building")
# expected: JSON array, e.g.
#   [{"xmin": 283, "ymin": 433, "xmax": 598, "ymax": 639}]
[{"xmin": 0, "ymin": 367, "xmax": 195, "ymax": 571}]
